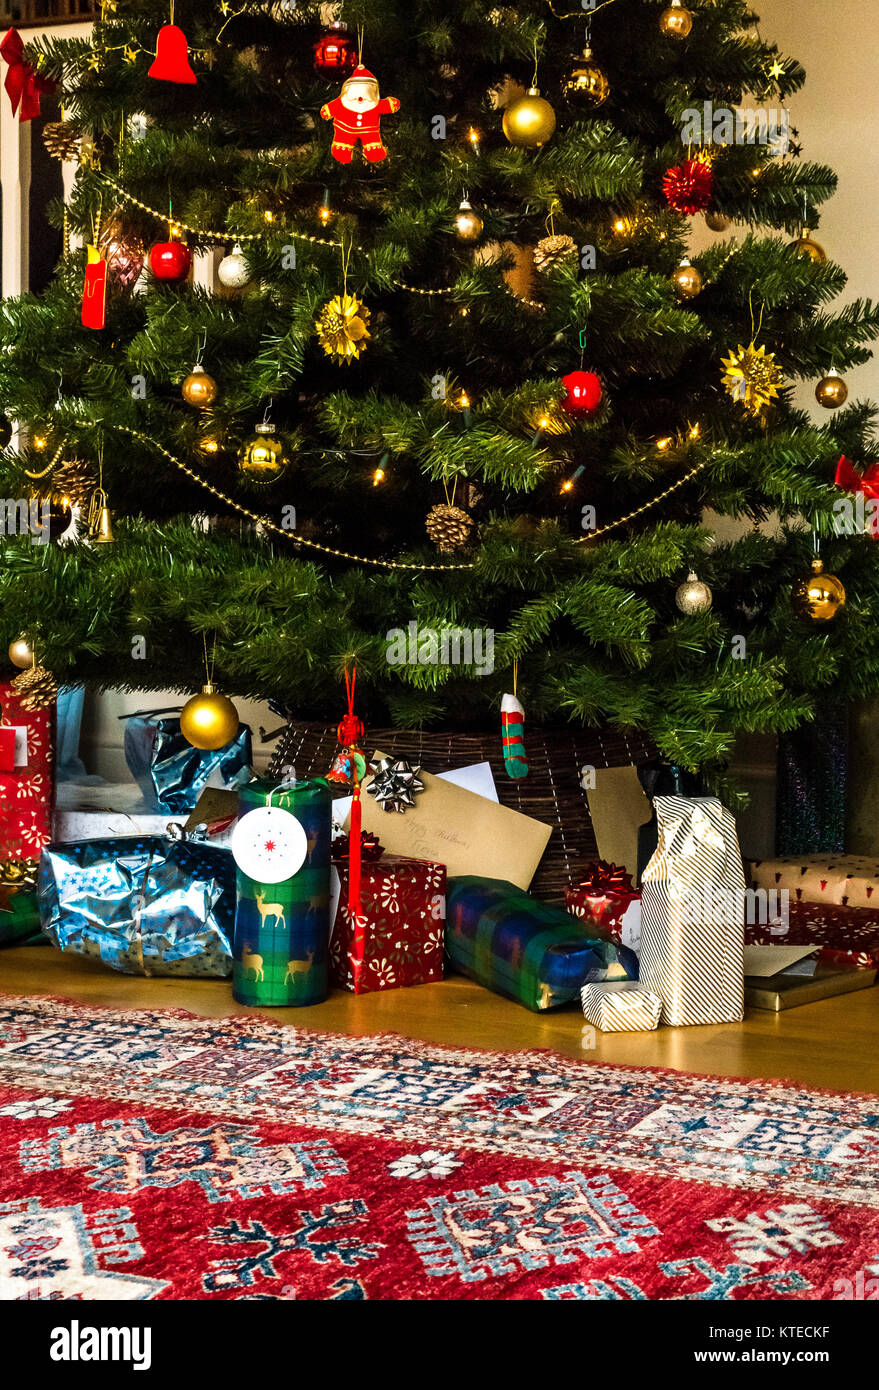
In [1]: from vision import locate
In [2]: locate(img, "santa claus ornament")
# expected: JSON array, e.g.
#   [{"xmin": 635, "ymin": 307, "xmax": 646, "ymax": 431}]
[{"xmin": 320, "ymin": 64, "xmax": 400, "ymax": 164}]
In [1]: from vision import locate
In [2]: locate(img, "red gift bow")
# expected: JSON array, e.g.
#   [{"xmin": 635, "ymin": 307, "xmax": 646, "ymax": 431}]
[
  {"xmin": 575, "ymin": 860, "xmax": 635, "ymax": 896},
  {"xmin": 1, "ymin": 28, "xmax": 55, "ymax": 122}
]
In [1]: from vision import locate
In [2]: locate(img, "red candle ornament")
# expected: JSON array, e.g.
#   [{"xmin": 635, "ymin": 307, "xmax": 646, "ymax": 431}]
[
  {"xmin": 149, "ymin": 238, "xmax": 192, "ymax": 283},
  {"xmin": 81, "ymin": 244, "xmax": 108, "ymax": 329},
  {"xmin": 561, "ymin": 369, "xmax": 602, "ymax": 416}
]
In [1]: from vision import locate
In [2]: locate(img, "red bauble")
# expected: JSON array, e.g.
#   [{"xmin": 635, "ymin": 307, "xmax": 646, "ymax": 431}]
[
  {"xmin": 663, "ymin": 158, "xmax": 714, "ymax": 216},
  {"xmin": 313, "ymin": 24, "xmax": 357, "ymax": 75},
  {"xmin": 561, "ymin": 370, "xmax": 602, "ymax": 416},
  {"xmin": 149, "ymin": 239, "xmax": 192, "ymax": 283}
]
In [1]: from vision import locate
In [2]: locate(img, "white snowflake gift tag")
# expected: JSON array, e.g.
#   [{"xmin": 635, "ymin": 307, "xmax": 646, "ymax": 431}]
[{"xmin": 230, "ymin": 806, "xmax": 307, "ymax": 883}]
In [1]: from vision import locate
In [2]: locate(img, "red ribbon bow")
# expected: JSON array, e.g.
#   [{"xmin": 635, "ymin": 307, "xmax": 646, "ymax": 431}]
[
  {"xmin": 835, "ymin": 455, "xmax": 879, "ymax": 538},
  {"xmin": 1, "ymin": 28, "xmax": 55, "ymax": 122},
  {"xmin": 576, "ymin": 860, "xmax": 635, "ymax": 896}
]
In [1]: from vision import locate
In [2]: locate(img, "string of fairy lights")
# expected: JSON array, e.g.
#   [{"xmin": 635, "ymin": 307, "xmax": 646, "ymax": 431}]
[{"xmin": 96, "ymin": 175, "xmax": 548, "ymax": 314}]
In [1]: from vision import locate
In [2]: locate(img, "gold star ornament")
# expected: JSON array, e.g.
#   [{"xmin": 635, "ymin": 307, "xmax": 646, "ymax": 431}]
[{"xmin": 721, "ymin": 342, "xmax": 785, "ymax": 416}]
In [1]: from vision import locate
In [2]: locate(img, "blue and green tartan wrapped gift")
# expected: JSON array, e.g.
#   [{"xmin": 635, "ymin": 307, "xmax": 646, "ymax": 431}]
[
  {"xmin": 446, "ymin": 876, "xmax": 637, "ymax": 1011},
  {"xmin": 233, "ymin": 778, "xmax": 332, "ymax": 1007},
  {"xmin": 37, "ymin": 836, "xmax": 234, "ymax": 976},
  {"xmin": 124, "ymin": 710, "xmax": 252, "ymax": 814}
]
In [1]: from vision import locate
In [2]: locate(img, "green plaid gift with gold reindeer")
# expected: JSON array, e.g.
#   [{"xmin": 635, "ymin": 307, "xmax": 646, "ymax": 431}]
[{"xmin": 232, "ymin": 778, "xmax": 332, "ymax": 1007}]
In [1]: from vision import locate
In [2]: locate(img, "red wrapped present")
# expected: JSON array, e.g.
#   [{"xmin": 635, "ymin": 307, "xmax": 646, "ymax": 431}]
[
  {"xmin": 566, "ymin": 860, "xmax": 641, "ymax": 952},
  {"xmin": 0, "ymin": 681, "xmax": 54, "ymax": 859},
  {"xmin": 330, "ymin": 851, "xmax": 446, "ymax": 994},
  {"xmin": 745, "ymin": 900, "xmax": 879, "ymax": 972}
]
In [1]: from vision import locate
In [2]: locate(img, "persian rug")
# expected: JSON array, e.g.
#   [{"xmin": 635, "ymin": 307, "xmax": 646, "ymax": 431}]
[{"xmin": 1, "ymin": 993, "xmax": 878, "ymax": 1302}]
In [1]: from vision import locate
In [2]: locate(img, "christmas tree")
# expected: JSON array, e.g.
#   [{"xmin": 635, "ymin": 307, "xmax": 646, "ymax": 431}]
[{"xmin": 1, "ymin": 0, "xmax": 878, "ymax": 773}]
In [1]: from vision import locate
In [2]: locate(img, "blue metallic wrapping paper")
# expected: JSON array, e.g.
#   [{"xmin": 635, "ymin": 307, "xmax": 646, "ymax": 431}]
[
  {"xmin": 124, "ymin": 713, "xmax": 252, "ymax": 814},
  {"xmin": 37, "ymin": 836, "xmax": 235, "ymax": 977}
]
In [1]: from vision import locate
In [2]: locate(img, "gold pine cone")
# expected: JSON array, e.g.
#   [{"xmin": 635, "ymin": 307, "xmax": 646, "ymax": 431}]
[
  {"xmin": 42, "ymin": 120, "xmax": 80, "ymax": 161},
  {"xmin": 12, "ymin": 662, "xmax": 59, "ymax": 711},
  {"xmin": 53, "ymin": 458, "xmax": 97, "ymax": 509},
  {"xmin": 425, "ymin": 503, "xmax": 473, "ymax": 551},
  {"xmin": 533, "ymin": 233, "xmax": 577, "ymax": 273}
]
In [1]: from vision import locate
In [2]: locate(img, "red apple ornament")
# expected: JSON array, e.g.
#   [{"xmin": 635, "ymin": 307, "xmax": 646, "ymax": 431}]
[{"xmin": 149, "ymin": 238, "xmax": 192, "ymax": 283}]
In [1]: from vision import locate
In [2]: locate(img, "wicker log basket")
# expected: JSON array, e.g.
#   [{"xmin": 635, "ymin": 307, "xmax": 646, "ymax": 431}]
[{"xmin": 267, "ymin": 722, "xmax": 655, "ymax": 905}]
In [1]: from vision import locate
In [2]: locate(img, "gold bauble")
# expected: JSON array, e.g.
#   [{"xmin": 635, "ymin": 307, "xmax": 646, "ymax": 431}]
[
  {"xmin": 180, "ymin": 683, "xmax": 240, "ymax": 750},
  {"xmin": 8, "ymin": 638, "xmax": 34, "ymax": 670},
  {"xmin": 660, "ymin": 1, "xmax": 693, "ymax": 37},
  {"xmin": 671, "ymin": 260, "xmax": 703, "ymax": 299},
  {"xmin": 502, "ymin": 86, "xmax": 556, "ymax": 148},
  {"xmin": 793, "ymin": 558, "xmax": 846, "ymax": 624},
  {"xmin": 454, "ymin": 199, "xmax": 484, "ymax": 242},
  {"xmin": 315, "ymin": 292, "xmax": 371, "ymax": 361},
  {"xmin": 237, "ymin": 422, "xmax": 288, "ymax": 484},
  {"xmin": 182, "ymin": 364, "xmax": 219, "ymax": 408},
  {"xmin": 705, "ymin": 210, "xmax": 731, "ymax": 232},
  {"xmin": 675, "ymin": 570, "xmax": 713, "ymax": 615},
  {"xmin": 815, "ymin": 371, "xmax": 848, "ymax": 410},
  {"xmin": 789, "ymin": 232, "xmax": 826, "ymax": 264},
  {"xmin": 563, "ymin": 48, "xmax": 609, "ymax": 110}
]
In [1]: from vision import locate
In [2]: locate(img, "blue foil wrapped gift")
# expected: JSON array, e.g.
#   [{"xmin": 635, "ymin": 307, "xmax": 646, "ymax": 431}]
[
  {"xmin": 123, "ymin": 709, "xmax": 252, "ymax": 814},
  {"xmin": 446, "ymin": 876, "xmax": 638, "ymax": 1011},
  {"xmin": 37, "ymin": 836, "xmax": 235, "ymax": 977}
]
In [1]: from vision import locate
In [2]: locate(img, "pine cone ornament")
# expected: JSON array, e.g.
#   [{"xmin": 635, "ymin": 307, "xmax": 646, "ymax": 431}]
[
  {"xmin": 53, "ymin": 457, "xmax": 97, "ymax": 509},
  {"xmin": 12, "ymin": 663, "xmax": 58, "ymax": 711},
  {"xmin": 533, "ymin": 233, "xmax": 577, "ymax": 273},
  {"xmin": 663, "ymin": 157, "xmax": 714, "ymax": 215},
  {"xmin": 42, "ymin": 120, "xmax": 80, "ymax": 162},
  {"xmin": 425, "ymin": 502, "xmax": 473, "ymax": 551}
]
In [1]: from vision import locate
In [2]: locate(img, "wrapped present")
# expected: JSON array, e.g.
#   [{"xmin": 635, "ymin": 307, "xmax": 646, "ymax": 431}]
[
  {"xmin": 37, "ymin": 835, "xmax": 234, "ymax": 976},
  {"xmin": 745, "ymin": 900, "xmax": 879, "ymax": 972},
  {"xmin": 641, "ymin": 796, "xmax": 745, "ymax": 1026},
  {"xmin": 566, "ymin": 860, "xmax": 641, "ymax": 953},
  {"xmin": 0, "ymin": 681, "xmax": 54, "ymax": 859},
  {"xmin": 331, "ymin": 848, "xmax": 446, "ymax": 994},
  {"xmin": 0, "ymin": 859, "xmax": 43, "ymax": 945},
  {"xmin": 748, "ymin": 854, "xmax": 879, "ymax": 910},
  {"xmin": 123, "ymin": 708, "xmax": 252, "ymax": 814},
  {"xmin": 446, "ymin": 876, "xmax": 637, "ymax": 1013},
  {"xmin": 232, "ymin": 778, "xmax": 332, "ymax": 1007},
  {"xmin": 581, "ymin": 981, "xmax": 662, "ymax": 1032}
]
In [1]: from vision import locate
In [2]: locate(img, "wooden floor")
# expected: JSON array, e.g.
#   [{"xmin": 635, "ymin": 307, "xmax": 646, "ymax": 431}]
[{"xmin": 3, "ymin": 944, "xmax": 879, "ymax": 1094}]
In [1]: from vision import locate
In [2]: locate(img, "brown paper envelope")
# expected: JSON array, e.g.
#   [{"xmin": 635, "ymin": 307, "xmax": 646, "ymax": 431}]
[
  {"xmin": 351, "ymin": 751, "xmax": 552, "ymax": 890},
  {"xmin": 183, "ymin": 787, "xmax": 239, "ymax": 833},
  {"xmin": 586, "ymin": 766, "xmax": 651, "ymax": 877},
  {"xmin": 743, "ymin": 945, "xmax": 818, "ymax": 978}
]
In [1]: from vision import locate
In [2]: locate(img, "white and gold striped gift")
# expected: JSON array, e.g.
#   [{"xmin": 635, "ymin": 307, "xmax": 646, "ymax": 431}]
[
  {"xmin": 640, "ymin": 796, "xmax": 745, "ymax": 1026},
  {"xmin": 580, "ymin": 980, "xmax": 662, "ymax": 1032}
]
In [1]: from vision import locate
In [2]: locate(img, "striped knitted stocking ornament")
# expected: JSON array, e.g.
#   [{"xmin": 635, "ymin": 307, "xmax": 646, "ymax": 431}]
[{"xmin": 501, "ymin": 691, "xmax": 529, "ymax": 779}]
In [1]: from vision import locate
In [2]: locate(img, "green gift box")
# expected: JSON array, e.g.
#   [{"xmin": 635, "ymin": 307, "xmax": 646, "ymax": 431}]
[{"xmin": 233, "ymin": 778, "xmax": 332, "ymax": 1007}]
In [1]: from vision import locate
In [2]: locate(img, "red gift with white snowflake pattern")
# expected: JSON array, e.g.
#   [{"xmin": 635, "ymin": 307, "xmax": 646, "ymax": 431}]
[
  {"xmin": 330, "ymin": 853, "xmax": 446, "ymax": 993},
  {"xmin": 0, "ymin": 681, "xmax": 54, "ymax": 860}
]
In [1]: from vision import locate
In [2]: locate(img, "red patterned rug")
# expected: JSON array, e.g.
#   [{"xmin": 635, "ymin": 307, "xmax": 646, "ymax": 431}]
[{"xmin": 1, "ymin": 993, "xmax": 878, "ymax": 1302}]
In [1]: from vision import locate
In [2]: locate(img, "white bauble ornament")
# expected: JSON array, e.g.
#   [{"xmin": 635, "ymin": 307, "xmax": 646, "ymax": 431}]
[
  {"xmin": 231, "ymin": 805, "xmax": 307, "ymax": 883},
  {"xmin": 675, "ymin": 570, "xmax": 713, "ymax": 615},
  {"xmin": 217, "ymin": 243, "xmax": 251, "ymax": 289}
]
